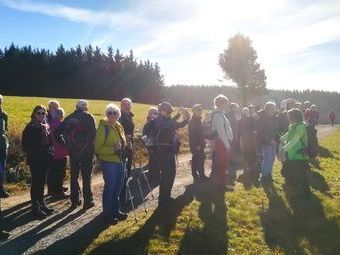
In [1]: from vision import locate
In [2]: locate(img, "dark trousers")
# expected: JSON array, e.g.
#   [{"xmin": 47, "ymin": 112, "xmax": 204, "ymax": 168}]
[
  {"xmin": 148, "ymin": 151, "xmax": 160, "ymax": 184},
  {"xmin": 47, "ymin": 158, "xmax": 67, "ymax": 195},
  {"xmin": 282, "ymin": 160, "xmax": 311, "ymax": 199},
  {"xmin": 29, "ymin": 161, "xmax": 49, "ymax": 210},
  {"xmin": 120, "ymin": 150, "xmax": 133, "ymax": 201},
  {"xmin": 0, "ymin": 149, "xmax": 6, "ymax": 188},
  {"xmin": 191, "ymin": 148, "xmax": 205, "ymax": 179},
  {"xmin": 69, "ymin": 153, "xmax": 93, "ymax": 204},
  {"xmin": 157, "ymin": 151, "xmax": 176, "ymax": 202}
]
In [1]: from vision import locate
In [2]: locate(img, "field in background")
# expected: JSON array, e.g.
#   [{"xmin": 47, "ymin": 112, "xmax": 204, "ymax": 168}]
[{"xmin": 3, "ymin": 96, "xmax": 189, "ymax": 191}]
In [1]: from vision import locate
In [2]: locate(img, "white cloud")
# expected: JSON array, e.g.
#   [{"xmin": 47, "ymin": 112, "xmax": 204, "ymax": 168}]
[{"xmin": 1, "ymin": 0, "xmax": 340, "ymax": 91}]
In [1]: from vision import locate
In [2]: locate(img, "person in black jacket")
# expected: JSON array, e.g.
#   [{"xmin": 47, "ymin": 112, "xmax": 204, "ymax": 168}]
[
  {"xmin": 119, "ymin": 98, "xmax": 135, "ymax": 202},
  {"xmin": 0, "ymin": 95, "xmax": 10, "ymax": 198},
  {"xmin": 188, "ymin": 104, "xmax": 207, "ymax": 182},
  {"xmin": 145, "ymin": 102, "xmax": 190, "ymax": 206},
  {"xmin": 22, "ymin": 105, "xmax": 54, "ymax": 219},
  {"xmin": 55, "ymin": 100, "xmax": 96, "ymax": 209}
]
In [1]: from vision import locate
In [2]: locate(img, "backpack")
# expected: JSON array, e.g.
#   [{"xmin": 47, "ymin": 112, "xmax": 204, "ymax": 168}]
[
  {"xmin": 202, "ymin": 111, "xmax": 224, "ymax": 140},
  {"xmin": 303, "ymin": 122, "xmax": 318, "ymax": 158},
  {"xmin": 63, "ymin": 115, "xmax": 88, "ymax": 156}
]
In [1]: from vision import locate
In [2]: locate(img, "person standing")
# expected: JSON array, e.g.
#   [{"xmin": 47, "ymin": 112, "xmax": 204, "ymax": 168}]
[
  {"xmin": 188, "ymin": 104, "xmax": 207, "ymax": 183},
  {"xmin": 142, "ymin": 107, "xmax": 159, "ymax": 185},
  {"xmin": 56, "ymin": 100, "xmax": 96, "ymax": 209},
  {"xmin": 95, "ymin": 104, "xmax": 128, "ymax": 225},
  {"xmin": 279, "ymin": 108, "xmax": 311, "ymax": 200},
  {"xmin": 329, "ymin": 110, "xmax": 336, "ymax": 127},
  {"xmin": 211, "ymin": 95, "xmax": 233, "ymax": 190},
  {"xmin": 22, "ymin": 105, "xmax": 54, "ymax": 219},
  {"xmin": 147, "ymin": 102, "xmax": 190, "ymax": 206},
  {"xmin": 48, "ymin": 108, "xmax": 68, "ymax": 199},
  {"xmin": 119, "ymin": 98, "xmax": 135, "ymax": 201},
  {"xmin": 0, "ymin": 95, "xmax": 10, "ymax": 198},
  {"xmin": 310, "ymin": 104, "xmax": 319, "ymax": 127},
  {"xmin": 238, "ymin": 107, "xmax": 257, "ymax": 178},
  {"xmin": 256, "ymin": 102, "xmax": 278, "ymax": 182}
]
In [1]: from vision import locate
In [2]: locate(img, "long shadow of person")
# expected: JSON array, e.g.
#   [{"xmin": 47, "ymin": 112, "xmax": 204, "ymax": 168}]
[
  {"xmin": 34, "ymin": 214, "xmax": 109, "ymax": 255},
  {"xmin": 0, "ymin": 206, "xmax": 81, "ymax": 254},
  {"xmin": 283, "ymin": 180, "xmax": 340, "ymax": 254},
  {"xmin": 88, "ymin": 185, "xmax": 195, "ymax": 255},
  {"xmin": 307, "ymin": 169, "xmax": 332, "ymax": 198},
  {"xmin": 178, "ymin": 182, "xmax": 228, "ymax": 255},
  {"xmin": 260, "ymin": 181, "xmax": 304, "ymax": 254}
]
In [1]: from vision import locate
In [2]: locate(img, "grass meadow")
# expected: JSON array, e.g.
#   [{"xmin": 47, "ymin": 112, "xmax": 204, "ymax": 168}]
[
  {"xmin": 83, "ymin": 128, "xmax": 340, "ymax": 255},
  {"xmin": 3, "ymin": 96, "xmax": 190, "ymax": 191}
]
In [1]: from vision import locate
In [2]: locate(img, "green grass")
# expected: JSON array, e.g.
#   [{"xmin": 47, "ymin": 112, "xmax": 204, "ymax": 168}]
[
  {"xmin": 2, "ymin": 96, "xmax": 190, "ymax": 192},
  {"xmin": 83, "ymin": 128, "xmax": 340, "ymax": 255}
]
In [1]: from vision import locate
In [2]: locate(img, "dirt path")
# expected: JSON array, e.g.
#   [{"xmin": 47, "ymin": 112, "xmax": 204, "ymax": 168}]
[{"xmin": 0, "ymin": 125, "xmax": 337, "ymax": 254}]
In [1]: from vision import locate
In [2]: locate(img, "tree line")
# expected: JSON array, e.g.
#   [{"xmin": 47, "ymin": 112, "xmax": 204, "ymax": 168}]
[{"xmin": 0, "ymin": 43, "xmax": 163, "ymax": 103}]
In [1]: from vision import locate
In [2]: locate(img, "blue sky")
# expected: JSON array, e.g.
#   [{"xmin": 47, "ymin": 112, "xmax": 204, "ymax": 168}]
[{"xmin": 0, "ymin": 0, "xmax": 340, "ymax": 92}]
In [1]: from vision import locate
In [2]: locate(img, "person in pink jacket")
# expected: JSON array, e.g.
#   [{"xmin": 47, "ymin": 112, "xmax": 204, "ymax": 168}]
[{"xmin": 48, "ymin": 108, "xmax": 68, "ymax": 199}]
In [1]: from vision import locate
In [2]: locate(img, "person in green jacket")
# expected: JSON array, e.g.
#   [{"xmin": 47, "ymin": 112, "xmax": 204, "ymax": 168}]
[
  {"xmin": 95, "ymin": 103, "xmax": 128, "ymax": 225},
  {"xmin": 279, "ymin": 108, "xmax": 311, "ymax": 200}
]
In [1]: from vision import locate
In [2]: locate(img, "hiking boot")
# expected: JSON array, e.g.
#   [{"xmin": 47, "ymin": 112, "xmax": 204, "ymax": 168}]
[
  {"xmin": 83, "ymin": 201, "xmax": 95, "ymax": 210},
  {"xmin": 103, "ymin": 216, "xmax": 118, "ymax": 226},
  {"xmin": 0, "ymin": 230, "xmax": 10, "ymax": 241},
  {"xmin": 0, "ymin": 189, "xmax": 10, "ymax": 198},
  {"xmin": 32, "ymin": 209, "xmax": 48, "ymax": 220},
  {"xmin": 113, "ymin": 212, "xmax": 128, "ymax": 221},
  {"xmin": 71, "ymin": 200, "xmax": 81, "ymax": 209},
  {"xmin": 40, "ymin": 206, "xmax": 54, "ymax": 215},
  {"xmin": 52, "ymin": 192, "xmax": 69, "ymax": 200}
]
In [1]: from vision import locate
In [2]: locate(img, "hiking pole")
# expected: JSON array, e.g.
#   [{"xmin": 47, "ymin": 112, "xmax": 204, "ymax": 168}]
[
  {"xmin": 136, "ymin": 177, "xmax": 148, "ymax": 214},
  {"xmin": 126, "ymin": 176, "xmax": 137, "ymax": 222},
  {"xmin": 138, "ymin": 161, "xmax": 154, "ymax": 199},
  {"xmin": 132, "ymin": 161, "xmax": 148, "ymax": 214}
]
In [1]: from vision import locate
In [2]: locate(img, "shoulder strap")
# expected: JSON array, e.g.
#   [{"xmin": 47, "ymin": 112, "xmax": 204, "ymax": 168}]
[{"xmin": 103, "ymin": 125, "xmax": 110, "ymax": 145}]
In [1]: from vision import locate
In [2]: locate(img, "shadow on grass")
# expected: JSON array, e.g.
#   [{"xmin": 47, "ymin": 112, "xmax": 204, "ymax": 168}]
[
  {"xmin": 307, "ymin": 169, "xmax": 332, "ymax": 198},
  {"xmin": 318, "ymin": 145, "xmax": 337, "ymax": 159},
  {"xmin": 178, "ymin": 182, "xmax": 228, "ymax": 255},
  {"xmin": 88, "ymin": 185, "xmax": 195, "ymax": 255},
  {"xmin": 261, "ymin": 165, "xmax": 340, "ymax": 254}
]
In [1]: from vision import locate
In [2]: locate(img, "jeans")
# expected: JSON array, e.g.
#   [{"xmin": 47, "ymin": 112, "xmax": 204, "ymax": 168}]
[
  {"xmin": 156, "ymin": 151, "xmax": 176, "ymax": 203},
  {"xmin": 260, "ymin": 144, "xmax": 276, "ymax": 177},
  {"xmin": 69, "ymin": 152, "xmax": 94, "ymax": 204},
  {"xmin": 101, "ymin": 160, "xmax": 125, "ymax": 218},
  {"xmin": 47, "ymin": 158, "xmax": 67, "ymax": 194}
]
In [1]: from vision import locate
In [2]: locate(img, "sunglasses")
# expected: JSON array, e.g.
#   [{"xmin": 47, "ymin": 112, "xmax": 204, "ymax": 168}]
[
  {"xmin": 36, "ymin": 111, "xmax": 46, "ymax": 116},
  {"xmin": 107, "ymin": 111, "xmax": 118, "ymax": 116}
]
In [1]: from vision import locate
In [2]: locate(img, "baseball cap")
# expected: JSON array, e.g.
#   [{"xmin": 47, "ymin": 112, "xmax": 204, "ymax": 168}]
[{"xmin": 158, "ymin": 102, "xmax": 174, "ymax": 112}]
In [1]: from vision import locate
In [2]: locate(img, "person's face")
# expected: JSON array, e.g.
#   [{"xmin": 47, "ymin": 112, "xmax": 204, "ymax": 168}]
[
  {"xmin": 106, "ymin": 110, "xmax": 119, "ymax": 123},
  {"xmin": 160, "ymin": 110, "xmax": 171, "ymax": 117},
  {"xmin": 121, "ymin": 100, "xmax": 132, "ymax": 112},
  {"xmin": 49, "ymin": 103, "xmax": 58, "ymax": 113},
  {"xmin": 193, "ymin": 108, "xmax": 202, "ymax": 118},
  {"xmin": 35, "ymin": 109, "xmax": 46, "ymax": 123},
  {"xmin": 267, "ymin": 106, "xmax": 276, "ymax": 117}
]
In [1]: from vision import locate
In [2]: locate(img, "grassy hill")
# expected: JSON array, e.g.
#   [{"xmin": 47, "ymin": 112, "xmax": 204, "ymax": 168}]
[{"xmin": 83, "ymin": 128, "xmax": 340, "ymax": 255}]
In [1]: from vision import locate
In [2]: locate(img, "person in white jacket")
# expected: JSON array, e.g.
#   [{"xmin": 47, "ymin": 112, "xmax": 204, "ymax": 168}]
[{"xmin": 211, "ymin": 94, "xmax": 234, "ymax": 190}]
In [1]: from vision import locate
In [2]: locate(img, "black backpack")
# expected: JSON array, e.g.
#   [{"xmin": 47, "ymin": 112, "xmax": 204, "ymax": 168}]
[{"xmin": 304, "ymin": 122, "xmax": 318, "ymax": 158}]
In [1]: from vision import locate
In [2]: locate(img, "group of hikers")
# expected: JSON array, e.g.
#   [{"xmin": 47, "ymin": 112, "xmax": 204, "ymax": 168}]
[{"xmin": 0, "ymin": 93, "xmax": 330, "ymax": 240}]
